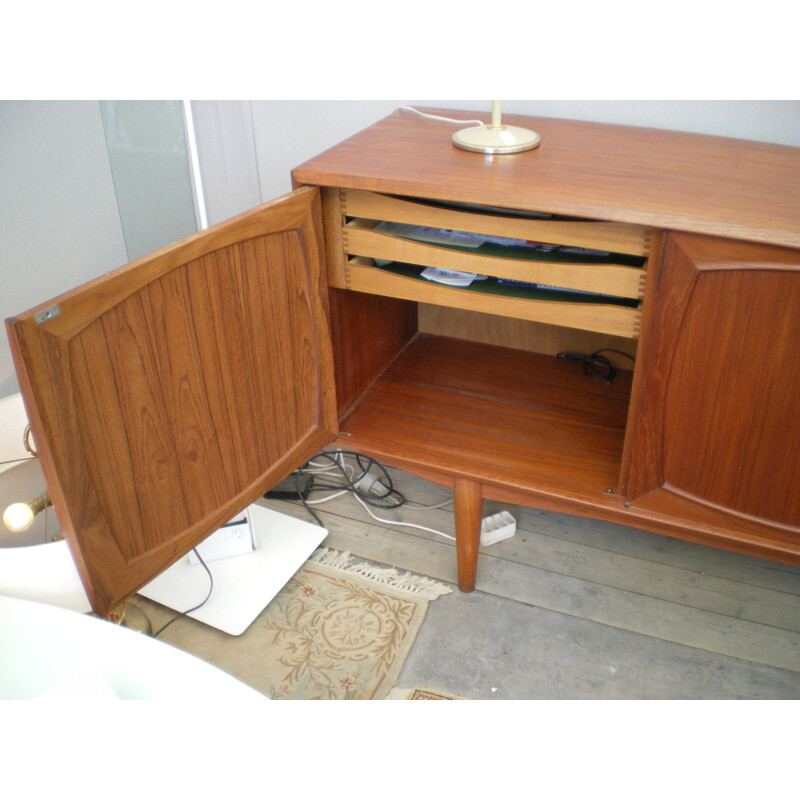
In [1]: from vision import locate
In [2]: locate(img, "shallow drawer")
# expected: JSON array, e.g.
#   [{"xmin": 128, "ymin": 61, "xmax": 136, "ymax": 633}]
[
  {"xmin": 345, "ymin": 219, "xmax": 646, "ymax": 300},
  {"xmin": 339, "ymin": 190, "xmax": 650, "ymax": 339},
  {"xmin": 346, "ymin": 257, "xmax": 642, "ymax": 339},
  {"xmin": 342, "ymin": 190, "xmax": 651, "ymax": 257}
]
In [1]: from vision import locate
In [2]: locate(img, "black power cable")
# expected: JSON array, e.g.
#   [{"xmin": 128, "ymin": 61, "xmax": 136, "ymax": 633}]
[
  {"xmin": 152, "ymin": 547, "xmax": 214, "ymax": 638},
  {"xmin": 556, "ymin": 348, "xmax": 635, "ymax": 385},
  {"xmin": 294, "ymin": 450, "xmax": 407, "ymax": 526}
]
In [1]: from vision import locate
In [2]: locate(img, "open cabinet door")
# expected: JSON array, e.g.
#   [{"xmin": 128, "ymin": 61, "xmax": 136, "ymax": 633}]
[{"xmin": 6, "ymin": 187, "xmax": 337, "ymax": 617}]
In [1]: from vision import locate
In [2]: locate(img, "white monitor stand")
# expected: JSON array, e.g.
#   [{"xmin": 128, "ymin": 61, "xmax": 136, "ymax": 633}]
[{"xmin": 139, "ymin": 503, "xmax": 327, "ymax": 636}]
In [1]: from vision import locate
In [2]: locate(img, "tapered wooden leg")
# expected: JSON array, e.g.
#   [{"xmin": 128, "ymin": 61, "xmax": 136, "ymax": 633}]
[{"xmin": 453, "ymin": 477, "xmax": 483, "ymax": 592}]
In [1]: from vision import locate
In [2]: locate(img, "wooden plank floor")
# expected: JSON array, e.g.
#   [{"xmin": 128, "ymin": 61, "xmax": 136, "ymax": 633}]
[{"xmin": 257, "ymin": 458, "xmax": 800, "ymax": 699}]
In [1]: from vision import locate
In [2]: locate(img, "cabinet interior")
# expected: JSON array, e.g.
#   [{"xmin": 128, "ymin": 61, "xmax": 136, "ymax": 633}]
[{"xmin": 326, "ymin": 189, "xmax": 651, "ymax": 498}]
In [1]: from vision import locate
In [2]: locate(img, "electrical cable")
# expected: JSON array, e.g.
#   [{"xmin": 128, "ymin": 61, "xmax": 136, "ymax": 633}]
[
  {"xmin": 398, "ymin": 106, "xmax": 483, "ymax": 126},
  {"xmin": 351, "ymin": 491, "xmax": 455, "ymax": 541},
  {"xmin": 152, "ymin": 547, "xmax": 214, "ymax": 638},
  {"xmin": 298, "ymin": 491, "xmax": 325, "ymax": 528},
  {"xmin": 300, "ymin": 460, "xmax": 453, "ymax": 518},
  {"xmin": 303, "ymin": 489, "xmax": 350, "ymax": 505},
  {"xmin": 301, "ymin": 450, "xmax": 407, "ymax": 510},
  {"xmin": 556, "ymin": 348, "xmax": 635, "ymax": 385},
  {"xmin": 404, "ymin": 497, "xmax": 454, "ymax": 510},
  {"xmin": 289, "ymin": 450, "xmax": 454, "ymax": 540}
]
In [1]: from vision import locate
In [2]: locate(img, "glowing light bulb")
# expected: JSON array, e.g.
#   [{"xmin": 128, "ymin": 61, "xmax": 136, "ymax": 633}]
[
  {"xmin": 3, "ymin": 492, "xmax": 51, "ymax": 533},
  {"xmin": 3, "ymin": 502, "xmax": 35, "ymax": 533}
]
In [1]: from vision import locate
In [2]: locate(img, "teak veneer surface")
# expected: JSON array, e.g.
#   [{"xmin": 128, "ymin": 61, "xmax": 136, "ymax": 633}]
[
  {"xmin": 339, "ymin": 334, "xmax": 632, "ymax": 503},
  {"xmin": 293, "ymin": 108, "xmax": 800, "ymax": 249},
  {"xmin": 7, "ymin": 188, "xmax": 338, "ymax": 616},
  {"xmin": 11, "ymin": 108, "xmax": 800, "ymax": 615}
]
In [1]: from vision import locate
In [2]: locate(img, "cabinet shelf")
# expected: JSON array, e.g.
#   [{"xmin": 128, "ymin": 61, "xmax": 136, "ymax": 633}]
[
  {"xmin": 339, "ymin": 334, "xmax": 633, "ymax": 504},
  {"xmin": 345, "ymin": 259, "xmax": 642, "ymax": 338}
]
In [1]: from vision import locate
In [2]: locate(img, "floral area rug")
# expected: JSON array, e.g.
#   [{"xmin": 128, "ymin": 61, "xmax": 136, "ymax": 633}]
[
  {"xmin": 406, "ymin": 688, "xmax": 464, "ymax": 700},
  {"xmin": 386, "ymin": 686, "xmax": 465, "ymax": 700},
  {"xmin": 138, "ymin": 548, "xmax": 451, "ymax": 700},
  {"xmin": 261, "ymin": 549, "xmax": 451, "ymax": 699}
]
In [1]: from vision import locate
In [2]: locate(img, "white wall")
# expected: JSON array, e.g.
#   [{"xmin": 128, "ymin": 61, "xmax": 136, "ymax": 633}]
[
  {"xmin": 0, "ymin": 101, "xmax": 129, "ymax": 397},
  {"xmin": 245, "ymin": 100, "xmax": 800, "ymax": 203},
  {"xmin": 514, "ymin": 100, "xmax": 800, "ymax": 146},
  {"xmin": 99, "ymin": 101, "xmax": 198, "ymax": 260},
  {"xmin": 2, "ymin": 99, "xmax": 799, "ymax": 396},
  {"xmin": 190, "ymin": 101, "xmax": 262, "ymax": 227}
]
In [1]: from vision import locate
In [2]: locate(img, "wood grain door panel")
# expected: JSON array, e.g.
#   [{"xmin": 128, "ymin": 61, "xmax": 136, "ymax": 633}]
[
  {"xmin": 663, "ymin": 268, "xmax": 800, "ymax": 526},
  {"xmin": 621, "ymin": 232, "xmax": 800, "ymax": 537},
  {"xmin": 6, "ymin": 187, "xmax": 337, "ymax": 616}
]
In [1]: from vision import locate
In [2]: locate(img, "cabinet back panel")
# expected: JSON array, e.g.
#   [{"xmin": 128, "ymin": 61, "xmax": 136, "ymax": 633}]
[{"xmin": 418, "ymin": 305, "xmax": 638, "ymax": 367}]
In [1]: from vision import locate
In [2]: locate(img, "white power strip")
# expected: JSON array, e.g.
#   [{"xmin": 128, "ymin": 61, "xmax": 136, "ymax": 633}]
[{"xmin": 480, "ymin": 511, "xmax": 516, "ymax": 546}]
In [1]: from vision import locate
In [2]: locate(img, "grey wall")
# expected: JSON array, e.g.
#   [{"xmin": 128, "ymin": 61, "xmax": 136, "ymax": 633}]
[{"xmin": 2, "ymin": 99, "xmax": 799, "ymax": 397}]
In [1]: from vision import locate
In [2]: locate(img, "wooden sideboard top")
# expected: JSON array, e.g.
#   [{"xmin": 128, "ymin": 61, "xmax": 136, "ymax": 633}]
[{"xmin": 293, "ymin": 107, "xmax": 800, "ymax": 249}]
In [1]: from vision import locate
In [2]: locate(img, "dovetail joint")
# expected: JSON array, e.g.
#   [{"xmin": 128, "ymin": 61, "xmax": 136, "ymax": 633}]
[{"xmin": 642, "ymin": 228, "xmax": 653, "ymax": 257}]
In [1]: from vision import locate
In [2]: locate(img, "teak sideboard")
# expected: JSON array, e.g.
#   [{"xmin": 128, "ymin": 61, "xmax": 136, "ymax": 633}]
[{"xmin": 8, "ymin": 108, "xmax": 800, "ymax": 618}]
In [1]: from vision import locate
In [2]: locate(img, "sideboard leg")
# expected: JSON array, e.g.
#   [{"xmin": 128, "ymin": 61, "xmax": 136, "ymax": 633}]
[{"xmin": 453, "ymin": 477, "xmax": 483, "ymax": 592}]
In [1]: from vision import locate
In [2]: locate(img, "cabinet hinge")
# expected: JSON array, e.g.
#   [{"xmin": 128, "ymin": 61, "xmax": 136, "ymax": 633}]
[{"xmin": 35, "ymin": 305, "xmax": 60, "ymax": 324}]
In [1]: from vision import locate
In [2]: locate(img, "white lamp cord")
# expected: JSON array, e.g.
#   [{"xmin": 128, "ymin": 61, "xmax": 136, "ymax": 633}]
[{"xmin": 399, "ymin": 106, "xmax": 483, "ymax": 127}]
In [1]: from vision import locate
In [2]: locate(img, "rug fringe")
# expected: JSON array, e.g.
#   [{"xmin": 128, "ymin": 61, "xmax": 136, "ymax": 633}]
[
  {"xmin": 307, "ymin": 547, "xmax": 452, "ymax": 600},
  {"xmin": 307, "ymin": 547, "xmax": 353, "ymax": 572}
]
